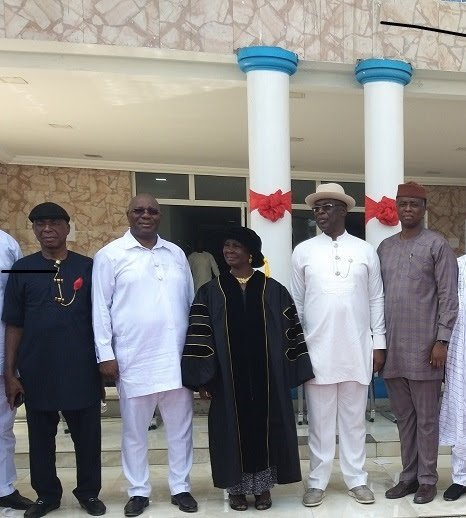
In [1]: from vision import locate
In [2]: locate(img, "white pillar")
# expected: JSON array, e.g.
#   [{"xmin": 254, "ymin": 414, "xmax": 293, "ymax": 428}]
[
  {"xmin": 355, "ymin": 59, "xmax": 412, "ymax": 249},
  {"xmin": 237, "ymin": 46, "xmax": 298, "ymax": 288}
]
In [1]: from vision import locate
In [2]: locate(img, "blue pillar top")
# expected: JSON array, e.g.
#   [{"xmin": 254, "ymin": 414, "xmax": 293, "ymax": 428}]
[
  {"xmin": 355, "ymin": 58, "xmax": 412, "ymax": 86},
  {"xmin": 237, "ymin": 46, "xmax": 298, "ymax": 75}
]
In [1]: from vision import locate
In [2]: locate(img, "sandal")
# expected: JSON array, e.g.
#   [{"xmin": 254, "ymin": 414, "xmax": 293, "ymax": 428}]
[
  {"xmin": 229, "ymin": 494, "xmax": 248, "ymax": 511},
  {"xmin": 255, "ymin": 490, "xmax": 272, "ymax": 510}
]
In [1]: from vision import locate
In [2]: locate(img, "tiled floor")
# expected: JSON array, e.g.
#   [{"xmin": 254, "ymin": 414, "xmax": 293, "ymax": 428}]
[
  {"xmin": 6, "ymin": 458, "xmax": 466, "ymax": 518},
  {"xmin": 4, "ymin": 412, "xmax": 466, "ymax": 518}
]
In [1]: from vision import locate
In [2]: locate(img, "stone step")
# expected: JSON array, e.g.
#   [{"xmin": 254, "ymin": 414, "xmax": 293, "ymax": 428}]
[{"xmin": 12, "ymin": 415, "xmax": 451, "ymax": 469}]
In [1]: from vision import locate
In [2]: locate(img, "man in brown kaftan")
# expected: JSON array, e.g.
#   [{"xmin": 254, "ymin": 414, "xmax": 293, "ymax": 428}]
[{"xmin": 378, "ymin": 182, "xmax": 458, "ymax": 505}]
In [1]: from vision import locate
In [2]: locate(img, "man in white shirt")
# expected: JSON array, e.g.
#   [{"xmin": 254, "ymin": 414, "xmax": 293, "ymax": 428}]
[
  {"xmin": 0, "ymin": 230, "xmax": 33, "ymax": 511},
  {"xmin": 187, "ymin": 239, "xmax": 219, "ymax": 292},
  {"xmin": 92, "ymin": 194, "xmax": 197, "ymax": 517},
  {"xmin": 291, "ymin": 183, "xmax": 386, "ymax": 507}
]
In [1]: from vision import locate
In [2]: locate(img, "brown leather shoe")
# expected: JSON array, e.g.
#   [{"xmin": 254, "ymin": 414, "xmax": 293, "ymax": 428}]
[
  {"xmin": 385, "ymin": 480, "xmax": 419, "ymax": 499},
  {"xmin": 413, "ymin": 484, "xmax": 437, "ymax": 504}
]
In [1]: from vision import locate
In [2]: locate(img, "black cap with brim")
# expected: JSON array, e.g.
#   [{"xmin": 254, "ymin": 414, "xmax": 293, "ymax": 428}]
[
  {"xmin": 28, "ymin": 202, "xmax": 70, "ymax": 223},
  {"xmin": 223, "ymin": 227, "xmax": 265, "ymax": 268}
]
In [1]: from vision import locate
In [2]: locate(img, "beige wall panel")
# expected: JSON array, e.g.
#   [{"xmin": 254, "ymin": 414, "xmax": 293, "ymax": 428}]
[
  {"xmin": 1, "ymin": 164, "xmax": 132, "ymax": 257},
  {"xmin": 0, "ymin": 1, "xmax": 466, "ymax": 71}
]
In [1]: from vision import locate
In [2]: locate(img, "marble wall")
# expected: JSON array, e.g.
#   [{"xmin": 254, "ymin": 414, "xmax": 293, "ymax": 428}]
[
  {"xmin": 428, "ymin": 183, "xmax": 466, "ymax": 255},
  {"xmin": 1, "ymin": 1, "xmax": 466, "ymax": 72},
  {"xmin": 2, "ymin": 164, "xmax": 466, "ymax": 256},
  {"xmin": 0, "ymin": 164, "xmax": 132, "ymax": 257}
]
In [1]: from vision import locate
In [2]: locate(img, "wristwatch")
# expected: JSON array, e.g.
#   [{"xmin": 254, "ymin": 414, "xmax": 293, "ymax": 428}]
[{"xmin": 437, "ymin": 340, "xmax": 449, "ymax": 345}]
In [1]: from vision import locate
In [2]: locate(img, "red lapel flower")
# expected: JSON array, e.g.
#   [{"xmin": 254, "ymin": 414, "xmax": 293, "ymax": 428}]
[{"xmin": 73, "ymin": 277, "xmax": 83, "ymax": 291}]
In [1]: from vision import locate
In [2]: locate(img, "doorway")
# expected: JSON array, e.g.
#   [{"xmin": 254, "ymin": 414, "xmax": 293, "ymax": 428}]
[{"xmin": 158, "ymin": 204, "xmax": 245, "ymax": 272}]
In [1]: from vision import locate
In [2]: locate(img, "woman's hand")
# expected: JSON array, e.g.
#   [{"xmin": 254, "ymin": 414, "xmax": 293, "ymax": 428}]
[{"xmin": 199, "ymin": 387, "xmax": 212, "ymax": 400}]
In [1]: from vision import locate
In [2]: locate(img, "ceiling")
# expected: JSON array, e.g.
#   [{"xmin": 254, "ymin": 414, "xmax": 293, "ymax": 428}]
[{"xmin": 1, "ymin": 40, "xmax": 466, "ymax": 184}]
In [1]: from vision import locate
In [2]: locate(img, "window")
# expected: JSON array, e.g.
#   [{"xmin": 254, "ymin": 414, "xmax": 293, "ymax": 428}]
[
  {"xmin": 291, "ymin": 180, "xmax": 316, "ymax": 205},
  {"xmin": 135, "ymin": 173, "xmax": 189, "ymax": 200},
  {"xmin": 321, "ymin": 182, "xmax": 365, "ymax": 207},
  {"xmin": 195, "ymin": 175, "xmax": 246, "ymax": 202}
]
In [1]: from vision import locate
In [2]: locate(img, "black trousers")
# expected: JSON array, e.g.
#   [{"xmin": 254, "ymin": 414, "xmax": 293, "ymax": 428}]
[{"xmin": 25, "ymin": 402, "xmax": 102, "ymax": 503}]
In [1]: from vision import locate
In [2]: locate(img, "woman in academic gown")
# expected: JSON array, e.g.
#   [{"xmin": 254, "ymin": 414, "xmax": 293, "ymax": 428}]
[{"xmin": 181, "ymin": 227, "xmax": 314, "ymax": 511}]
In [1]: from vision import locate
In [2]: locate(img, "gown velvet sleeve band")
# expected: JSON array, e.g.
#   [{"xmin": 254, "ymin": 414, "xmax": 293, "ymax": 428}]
[
  {"xmin": 181, "ymin": 293, "xmax": 217, "ymax": 391},
  {"xmin": 283, "ymin": 303, "xmax": 314, "ymax": 387}
]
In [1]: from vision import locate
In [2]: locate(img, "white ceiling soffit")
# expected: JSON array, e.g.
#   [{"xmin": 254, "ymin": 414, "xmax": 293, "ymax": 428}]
[{"xmin": 0, "ymin": 40, "xmax": 466, "ymax": 184}]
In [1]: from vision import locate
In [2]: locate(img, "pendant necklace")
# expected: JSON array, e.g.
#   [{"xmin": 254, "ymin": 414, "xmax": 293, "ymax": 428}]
[{"xmin": 231, "ymin": 271, "xmax": 254, "ymax": 285}]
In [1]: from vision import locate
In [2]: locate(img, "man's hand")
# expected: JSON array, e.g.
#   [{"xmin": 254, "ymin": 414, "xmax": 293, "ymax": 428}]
[
  {"xmin": 373, "ymin": 349, "xmax": 386, "ymax": 373},
  {"xmin": 5, "ymin": 375, "xmax": 24, "ymax": 410},
  {"xmin": 430, "ymin": 341, "xmax": 448, "ymax": 369},
  {"xmin": 99, "ymin": 359, "xmax": 119, "ymax": 382}
]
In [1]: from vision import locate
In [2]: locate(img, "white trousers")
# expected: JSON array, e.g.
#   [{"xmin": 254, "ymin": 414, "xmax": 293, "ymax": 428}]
[
  {"xmin": 0, "ymin": 375, "xmax": 17, "ymax": 497},
  {"xmin": 305, "ymin": 381, "xmax": 368, "ymax": 490},
  {"xmin": 119, "ymin": 386, "xmax": 193, "ymax": 497},
  {"xmin": 452, "ymin": 444, "xmax": 466, "ymax": 485}
]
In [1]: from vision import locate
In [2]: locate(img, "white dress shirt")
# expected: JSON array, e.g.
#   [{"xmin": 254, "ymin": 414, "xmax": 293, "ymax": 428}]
[
  {"xmin": 92, "ymin": 230, "xmax": 194, "ymax": 397},
  {"xmin": 291, "ymin": 231, "xmax": 386, "ymax": 385},
  {"xmin": 0, "ymin": 230, "xmax": 22, "ymax": 373}
]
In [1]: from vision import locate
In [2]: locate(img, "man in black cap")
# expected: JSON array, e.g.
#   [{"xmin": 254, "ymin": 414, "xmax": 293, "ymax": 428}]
[{"xmin": 2, "ymin": 202, "xmax": 105, "ymax": 517}]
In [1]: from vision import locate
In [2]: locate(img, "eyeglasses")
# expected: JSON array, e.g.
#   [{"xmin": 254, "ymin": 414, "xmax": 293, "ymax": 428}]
[
  {"xmin": 396, "ymin": 200, "xmax": 425, "ymax": 209},
  {"xmin": 310, "ymin": 203, "xmax": 345, "ymax": 214},
  {"xmin": 130, "ymin": 207, "xmax": 160, "ymax": 216}
]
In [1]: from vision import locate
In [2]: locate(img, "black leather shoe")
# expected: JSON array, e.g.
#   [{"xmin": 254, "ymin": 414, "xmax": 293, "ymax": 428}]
[
  {"xmin": 0, "ymin": 490, "xmax": 34, "ymax": 510},
  {"xmin": 171, "ymin": 492, "xmax": 198, "ymax": 513},
  {"xmin": 413, "ymin": 484, "xmax": 437, "ymax": 504},
  {"xmin": 385, "ymin": 480, "xmax": 419, "ymax": 499},
  {"xmin": 444, "ymin": 483, "xmax": 466, "ymax": 501},
  {"xmin": 24, "ymin": 499, "xmax": 60, "ymax": 517},
  {"xmin": 124, "ymin": 496, "xmax": 149, "ymax": 517},
  {"xmin": 78, "ymin": 497, "xmax": 106, "ymax": 516}
]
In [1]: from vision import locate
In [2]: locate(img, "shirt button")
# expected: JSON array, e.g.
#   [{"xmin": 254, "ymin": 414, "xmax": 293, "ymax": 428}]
[{"xmin": 335, "ymin": 272, "xmax": 340, "ymax": 276}]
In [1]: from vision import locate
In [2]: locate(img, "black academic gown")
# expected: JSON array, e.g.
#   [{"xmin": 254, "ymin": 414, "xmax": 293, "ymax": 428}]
[{"xmin": 181, "ymin": 271, "xmax": 314, "ymax": 489}]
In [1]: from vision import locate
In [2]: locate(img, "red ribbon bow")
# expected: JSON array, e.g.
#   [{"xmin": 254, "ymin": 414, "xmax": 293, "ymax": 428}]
[
  {"xmin": 73, "ymin": 277, "xmax": 83, "ymax": 291},
  {"xmin": 365, "ymin": 196, "xmax": 399, "ymax": 226},
  {"xmin": 250, "ymin": 189, "xmax": 292, "ymax": 222}
]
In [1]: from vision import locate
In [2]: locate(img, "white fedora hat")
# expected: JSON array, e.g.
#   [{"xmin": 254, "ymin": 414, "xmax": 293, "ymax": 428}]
[{"xmin": 305, "ymin": 182, "xmax": 356, "ymax": 211}]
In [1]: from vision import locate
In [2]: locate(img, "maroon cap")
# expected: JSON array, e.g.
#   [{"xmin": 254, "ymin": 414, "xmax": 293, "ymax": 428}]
[{"xmin": 396, "ymin": 181, "xmax": 427, "ymax": 200}]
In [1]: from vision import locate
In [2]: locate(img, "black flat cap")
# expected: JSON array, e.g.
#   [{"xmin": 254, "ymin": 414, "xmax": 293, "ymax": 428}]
[{"xmin": 28, "ymin": 202, "xmax": 70, "ymax": 223}]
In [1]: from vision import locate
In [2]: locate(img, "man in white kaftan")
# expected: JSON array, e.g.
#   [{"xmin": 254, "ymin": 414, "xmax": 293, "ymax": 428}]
[
  {"xmin": 291, "ymin": 183, "xmax": 386, "ymax": 508},
  {"xmin": 92, "ymin": 194, "xmax": 197, "ymax": 517},
  {"xmin": 440, "ymin": 254, "xmax": 466, "ymax": 501}
]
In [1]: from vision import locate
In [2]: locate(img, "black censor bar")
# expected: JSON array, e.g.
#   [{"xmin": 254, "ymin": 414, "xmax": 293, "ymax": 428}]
[
  {"xmin": 381, "ymin": 20, "xmax": 466, "ymax": 38},
  {"xmin": 1, "ymin": 270, "xmax": 56, "ymax": 274}
]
